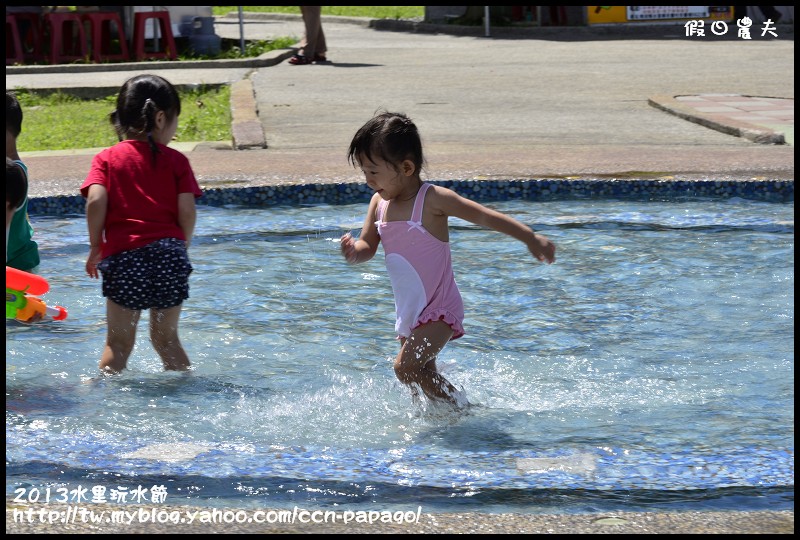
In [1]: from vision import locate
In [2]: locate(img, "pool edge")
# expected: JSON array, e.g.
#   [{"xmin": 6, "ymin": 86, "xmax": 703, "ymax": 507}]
[{"xmin": 28, "ymin": 178, "xmax": 795, "ymax": 216}]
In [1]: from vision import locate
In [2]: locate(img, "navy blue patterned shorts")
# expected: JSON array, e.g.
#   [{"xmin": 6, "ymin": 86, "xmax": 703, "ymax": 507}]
[{"xmin": 98, "ymin": 238, "xmax": 193, "ymax": 310}]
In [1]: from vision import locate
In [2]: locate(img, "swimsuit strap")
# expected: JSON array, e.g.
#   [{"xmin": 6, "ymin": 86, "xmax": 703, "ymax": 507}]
[
  {"xmin": 376, "ymin": 198, "xmax": 389, "ymax": 223},
  {"xmin": 410, "ymin": 183, "xmax": 431, "ymax": 224}
]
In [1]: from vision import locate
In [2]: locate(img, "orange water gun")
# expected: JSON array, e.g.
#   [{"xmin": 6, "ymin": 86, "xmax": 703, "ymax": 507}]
[{"xmin": 6, "ymin": 266, "xmax": 68, "ymax": 322}]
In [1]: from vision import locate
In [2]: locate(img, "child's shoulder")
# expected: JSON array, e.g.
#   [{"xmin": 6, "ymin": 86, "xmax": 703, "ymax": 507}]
[
  {"xmin": 10, "ymin": 158, "xmax": 29, "ymax": 179},
  {"xmin": 424, "ymin": 183, "xmax": 454, "ymax": 194},
  {"xmin": 159, "ymin": 143, "xmax": 193, "ymax": 163},
  {"xmin": 424, "ymin": 183, "xmax": 458, "ymax": 201}
]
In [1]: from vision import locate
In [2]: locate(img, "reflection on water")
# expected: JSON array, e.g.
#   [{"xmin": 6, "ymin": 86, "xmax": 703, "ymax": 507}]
[{"xmin": 6, "ymin": 198, "xmax": 794, "ymax": 513}]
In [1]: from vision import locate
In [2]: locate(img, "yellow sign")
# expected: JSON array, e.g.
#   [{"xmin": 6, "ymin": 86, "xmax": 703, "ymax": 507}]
[{"xmin": 587, "ymin": 6, "xmax": 733, "ymax": 25}]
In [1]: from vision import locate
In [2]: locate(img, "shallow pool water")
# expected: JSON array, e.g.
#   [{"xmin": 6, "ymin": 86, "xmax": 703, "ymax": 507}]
[{"xmin": 6, "ymin": 197, "xmax": 794, "ymax": 514}]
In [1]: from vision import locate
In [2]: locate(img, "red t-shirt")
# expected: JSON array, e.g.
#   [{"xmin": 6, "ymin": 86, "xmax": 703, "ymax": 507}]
[{"xmin": 80, "ymin": 140, "xmax": 203, "ymax": 259}]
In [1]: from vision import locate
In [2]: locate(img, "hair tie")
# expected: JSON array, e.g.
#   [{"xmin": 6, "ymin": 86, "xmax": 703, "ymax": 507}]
[{"xmin": 145, "ymin": 98, "xmax": 153, "ymax": 106}]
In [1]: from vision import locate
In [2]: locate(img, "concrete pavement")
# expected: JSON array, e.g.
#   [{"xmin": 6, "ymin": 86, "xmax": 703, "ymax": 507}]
[{"xmin": 5, "ymin": 13, "xmax": 794, "ymax": 200}]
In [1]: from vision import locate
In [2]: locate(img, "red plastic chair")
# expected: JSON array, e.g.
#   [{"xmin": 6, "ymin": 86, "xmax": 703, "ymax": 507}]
[
  {"xmin": 43, "ymin": 12, "xmax": 88, "ymax": 64},
  {"xmin": 6, "ymin": 15, "xmax": 25, "ymax": 65},
  {"xmin": 7, "ymin": 12, "xmax": 45, "ymax": 63},
  {"xmin": 81, "ymin": 11, "xmax": 130, "ymax": 63},
  {"xmin": 132, "ymin": 11, "xmax": 177, "ymax": 61}
]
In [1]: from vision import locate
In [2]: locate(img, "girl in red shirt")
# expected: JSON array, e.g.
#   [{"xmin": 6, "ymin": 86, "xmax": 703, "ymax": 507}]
[{"xmin": 81, "ymin": 74, "xmax": 202, "ymax": 374}]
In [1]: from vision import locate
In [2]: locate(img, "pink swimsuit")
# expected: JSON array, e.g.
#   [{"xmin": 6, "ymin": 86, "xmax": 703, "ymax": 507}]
[{"xmin": 376, "ymin": 183, "xmax": 465, "ymax": 340}]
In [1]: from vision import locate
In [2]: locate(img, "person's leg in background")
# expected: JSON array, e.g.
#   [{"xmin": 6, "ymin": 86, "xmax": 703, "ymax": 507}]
[
  {"xmin": 301, "ymin": 6, "xmax": 326, "ymax": 62},
  {"xmin": 290, "ymin": 6, "xmax": 327, "ymax": 64}
]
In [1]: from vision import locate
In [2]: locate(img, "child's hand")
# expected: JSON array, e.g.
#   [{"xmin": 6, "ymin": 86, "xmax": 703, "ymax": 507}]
[
  {"xmin": 527, "ymin": 233, "xmax": 556, "ymax": 264},
  {"xmin": 86, "ymin": 246, "xmax": 102, "ymax": 278},
  {"xmin": 22, "ymin": 311, "xmax": 45, "ymax": 324},
  {"xmin": 340, "ymin": 232, "xmax": 358, "ymax": 263}
]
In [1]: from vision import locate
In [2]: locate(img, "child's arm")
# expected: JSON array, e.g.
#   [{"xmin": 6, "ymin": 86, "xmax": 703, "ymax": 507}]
[
  {"xmin": 433, "ymin": 186, "xmax": 556, "ymax": 264},
  {"xmin": 177, "ymin": 193, "xmax": 197, "ymax": 248},
  {"xmin": 340, "ymin": 194, "xmax": 381, "ymax": 264},
  {"xmin": 85, "ymin": 184, "xmax": 108, "ymax": 278}
]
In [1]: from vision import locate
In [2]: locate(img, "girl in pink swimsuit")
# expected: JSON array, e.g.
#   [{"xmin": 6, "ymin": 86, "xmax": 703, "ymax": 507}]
[{"xmin": 341, "ymin": 112, "xmax": 556, "ymax": 407}]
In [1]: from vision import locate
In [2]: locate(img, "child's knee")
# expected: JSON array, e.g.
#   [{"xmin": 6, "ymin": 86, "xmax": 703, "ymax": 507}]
[
  {"xmin": 394, "ymin": 356, "xmax": 421, "ymax": 384},
  {"xmin": 393, "ymin": 357, "xmax": 406, "ymax": 379},
  {"xmin": 150, "ymin": 329, "xmax": 177, "ymax": 352},
  {"xmin": 107, "ymin": 333, "xmax": 135, "ymax": 355}
]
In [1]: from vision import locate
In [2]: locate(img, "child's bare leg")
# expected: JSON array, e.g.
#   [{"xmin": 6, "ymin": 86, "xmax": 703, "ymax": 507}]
[
  {"xmin": 99, "ymin": 300, "xmax": 141, "ymax": 373},
  {"xmin": 150, "ymin": 305, "xmax": 190, "ymax": 371},
  {"xmin": 394, "ymin": 320, "xmax": 460, "ymax": 404}
]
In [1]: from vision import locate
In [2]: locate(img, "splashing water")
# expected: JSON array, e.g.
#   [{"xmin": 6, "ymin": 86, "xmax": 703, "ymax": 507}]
[{"xmin": 6, "ymin": 197, "xmax": 794, "ymax": 514}]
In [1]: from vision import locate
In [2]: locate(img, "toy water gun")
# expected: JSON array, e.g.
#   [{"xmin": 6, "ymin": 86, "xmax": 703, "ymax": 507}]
[{"xmin": 6, "ymin": 266, "xmax": 68, "ymax": 322}]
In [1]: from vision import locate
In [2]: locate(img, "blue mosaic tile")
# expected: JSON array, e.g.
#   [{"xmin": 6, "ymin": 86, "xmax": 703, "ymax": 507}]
[{"xmin": 27, "ymin": 179, "xmax": 794, "ymax": 216}]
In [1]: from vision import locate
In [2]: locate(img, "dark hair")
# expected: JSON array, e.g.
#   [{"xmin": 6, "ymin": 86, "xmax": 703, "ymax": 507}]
[
  {"xmin": 111, "ymin": 74, "xmax": 181, "ymax": 164},
  {"xmin": 6, "ymin": 91, "xmax": 23, "ymax": 137},
  {"xmin": 6, "ymin": 157, "xmax": 27, "ymax": 210},
  {"xmin": 348, "ymin": 111, "xmax": 425, "ymax": 173}
]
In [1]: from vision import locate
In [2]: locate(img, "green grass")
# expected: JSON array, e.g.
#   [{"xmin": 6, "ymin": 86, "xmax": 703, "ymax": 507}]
[
  {"xmin": 10, "ymin": 7, "xmax": 426, "ymax": 151},
  {"xmin": 178, "ymin": 36, "xmax": 297, "ymax": 61},
  {"xmin": 13, "ymin": 86, "xmax": 231, "ymax": 151},
  {"xmin": 212, "ymin": 6, "xmax": 424, "ymax": 20}
]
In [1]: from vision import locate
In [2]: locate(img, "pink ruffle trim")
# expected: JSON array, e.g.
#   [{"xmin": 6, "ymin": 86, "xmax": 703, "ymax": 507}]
[{"xmin": 414, "ymin": 309, "xmax": 465, "ymax": 340}]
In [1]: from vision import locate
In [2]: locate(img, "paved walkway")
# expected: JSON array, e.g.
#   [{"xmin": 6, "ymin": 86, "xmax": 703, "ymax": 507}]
[
  {"xmin": 650, "ymin": 93, "xmax": 794, "ymax": 145},
  {"xmin": 6, "ymin": 13, "xmax": 795, "ymax": 199}
]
